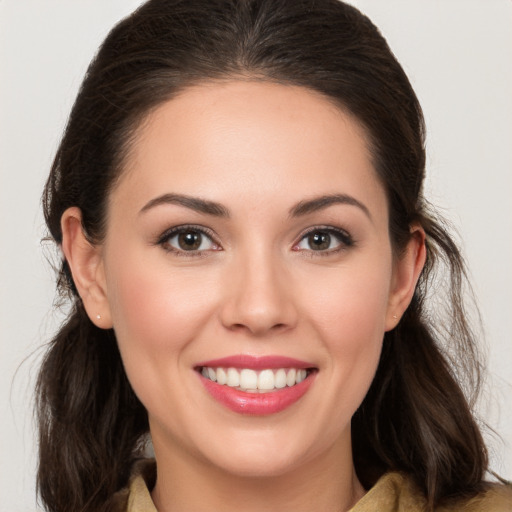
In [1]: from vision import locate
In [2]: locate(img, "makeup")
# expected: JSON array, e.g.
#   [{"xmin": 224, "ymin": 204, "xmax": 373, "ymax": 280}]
[{"xmin": 196, "ymin": 355, "xmax": 317, "ymax": 415}]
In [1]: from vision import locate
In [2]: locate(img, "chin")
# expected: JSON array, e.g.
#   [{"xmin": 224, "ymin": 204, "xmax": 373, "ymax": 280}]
[
  {"xmin": 211, "ymin": 450, "xmax": 302, "ymax": 479},
  {"xmin": 196, "ymin": 428, "xmax": 323, "ymax": 480}
]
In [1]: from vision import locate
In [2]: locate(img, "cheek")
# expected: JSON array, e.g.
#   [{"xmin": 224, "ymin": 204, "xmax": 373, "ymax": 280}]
[
  {"xmin": 305, "ymin": 261, "xmax": 391, "ymax": 342},
  {"xmin": 104, "ymin": 255, "xmax": 222, "ymax": 428},
  {"xmin": 105, "ymin": 255, "xmax": 218, "ymax": 359},
  {"xmin": 300, "ymin": 260, "xmax": 391, "ymax": 396}
]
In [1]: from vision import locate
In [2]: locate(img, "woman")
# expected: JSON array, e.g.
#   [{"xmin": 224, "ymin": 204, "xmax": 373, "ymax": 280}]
[{"xmin": 37, "ymin": 0, "xmax": 511, "ymax": 511}]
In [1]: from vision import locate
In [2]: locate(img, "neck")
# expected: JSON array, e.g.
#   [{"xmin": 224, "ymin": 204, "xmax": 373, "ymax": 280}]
[{"xmin": 150, "ymin": 434, "xmax": 365, "ymax": 512}]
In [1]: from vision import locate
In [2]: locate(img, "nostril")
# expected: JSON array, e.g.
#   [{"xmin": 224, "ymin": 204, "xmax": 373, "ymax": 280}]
[
  {"xmin": 229, "ymin": 323, "xmax": 247, "ymax": 331},
  {"xmin": 225, "ymin": 321, "xmax": 289, "ymax": 336},
  {"xmin": 219, "ymin": 282, "xmax": 298, "ymax": 335}
]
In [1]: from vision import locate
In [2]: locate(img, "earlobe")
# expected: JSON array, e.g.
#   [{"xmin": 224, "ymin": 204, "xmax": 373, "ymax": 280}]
[
  {"xmin": 60, "ymin": 207, "xmax": 113, "ymax": 329},
  {"xmin": 385, "ymin": 225, "xmax": 426, "ymax": 331}
]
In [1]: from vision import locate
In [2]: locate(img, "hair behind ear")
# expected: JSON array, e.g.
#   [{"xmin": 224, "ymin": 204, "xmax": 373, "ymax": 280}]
[
  {"xmin": 352, "ymin": 213, "xmax": 488, "ymax": 510},
  {"xmin": 36, "ymin": 303, "xmax": 148, "ymax": 512}
]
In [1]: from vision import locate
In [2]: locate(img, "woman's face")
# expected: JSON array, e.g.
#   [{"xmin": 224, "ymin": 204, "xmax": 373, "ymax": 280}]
[{"xmin": 97, "ymin": 81, "xmax": 407, "ymax": 477}]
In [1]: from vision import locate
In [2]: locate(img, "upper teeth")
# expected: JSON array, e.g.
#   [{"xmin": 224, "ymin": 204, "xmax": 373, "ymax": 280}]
[{"xmin": 201, "ymin": 367, "xmax": 308, "ymax": 392}]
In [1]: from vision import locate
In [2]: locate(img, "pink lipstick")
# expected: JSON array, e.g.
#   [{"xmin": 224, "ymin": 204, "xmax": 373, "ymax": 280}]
[{"xmin": 196, "ymin": 355, "xmax": 317, "ymax": 415}]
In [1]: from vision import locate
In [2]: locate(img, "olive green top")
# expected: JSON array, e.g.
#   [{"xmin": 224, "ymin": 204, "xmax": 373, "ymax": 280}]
[{"xmin": 113, "ymin": 459, "xmax": 512, "ymax": 511}]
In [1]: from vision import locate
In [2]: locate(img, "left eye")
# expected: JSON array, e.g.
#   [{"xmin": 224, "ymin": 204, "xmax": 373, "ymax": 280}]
[
  {"xmin": 295, "ymin": 229, "xmax": 352, "ymax": 252},
  {"xmin": 162, "ymin": 229, "xmax": 217, "ymax": 252}
]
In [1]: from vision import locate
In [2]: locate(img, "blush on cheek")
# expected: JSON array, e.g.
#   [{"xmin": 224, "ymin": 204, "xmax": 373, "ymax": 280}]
[
  {"xmin": 109, "ymin": 264, "xmax": 219, "ymax": 353},
  {"xmin": 306, "ymin": 274, "xmax": 388, "ymax": 406},
  {"xmin": 309, "ymin": 279, "xmax": 389, "ymax": 342}
]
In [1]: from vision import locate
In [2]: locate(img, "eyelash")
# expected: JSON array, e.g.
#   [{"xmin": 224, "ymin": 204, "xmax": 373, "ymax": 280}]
[
  {"xmin": 156, "ymin": 224, "xmax": 355, "ymax": 257},
  {"xmin": 156, "ymin": 224, "xmax": 220, "ymax": 257},
  {"xmin": 293, "ymin": 226, "xmax": 355, "ymax": 256}
]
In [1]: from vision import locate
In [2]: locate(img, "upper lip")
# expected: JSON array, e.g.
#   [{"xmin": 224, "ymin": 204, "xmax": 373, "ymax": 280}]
[{"xmin": 195, "ymin": 355, "xmax": 315, "ymax": 370}]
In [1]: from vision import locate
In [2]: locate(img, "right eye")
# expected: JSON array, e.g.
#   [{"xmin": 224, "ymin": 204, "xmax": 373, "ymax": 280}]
[{"xmin": 158, "ymin": 226, "xmax": 220, "ymax": 255}]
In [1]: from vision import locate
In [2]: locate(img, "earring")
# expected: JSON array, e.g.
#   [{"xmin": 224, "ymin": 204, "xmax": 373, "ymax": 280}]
[
  {"xmin": 392, "ymin": 314, "xmax": 398, "ymax": 319},
  {"xmin": 96, "ymin": 314, "xmax": 101, "ymax": 320}
]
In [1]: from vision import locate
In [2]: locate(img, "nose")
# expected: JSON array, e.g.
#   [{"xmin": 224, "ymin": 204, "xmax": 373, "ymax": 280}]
[{"xmin": 219, "ymin": 250, "xmax": 298, "ymax": 337}]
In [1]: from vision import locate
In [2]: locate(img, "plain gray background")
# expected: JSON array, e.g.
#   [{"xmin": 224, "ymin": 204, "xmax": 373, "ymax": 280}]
[{"xmin": 1, "ymin": 1, "xmax": 511, "ymax": 510}]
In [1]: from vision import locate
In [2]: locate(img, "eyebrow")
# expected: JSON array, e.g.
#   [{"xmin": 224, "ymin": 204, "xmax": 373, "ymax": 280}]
[
  {"xmin": 289, "ymin": 194, "xmax": 372, "ymax": 220},
  {"xmin": 139, "ymin": 192, "xmax": 371, "ymax": 221},
  {"xmin": 139, "ymin": 193, "xmax": 230, "ymax": 217}
]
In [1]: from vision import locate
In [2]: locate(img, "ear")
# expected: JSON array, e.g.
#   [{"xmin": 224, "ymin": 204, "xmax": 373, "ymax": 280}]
[
  {"xmin": 385, "ymin": 225, "xmax": 426, "ymax": 331},
  {"xmin": 60, "ymin": 207, "xmax": 113, "ymax": 329}
]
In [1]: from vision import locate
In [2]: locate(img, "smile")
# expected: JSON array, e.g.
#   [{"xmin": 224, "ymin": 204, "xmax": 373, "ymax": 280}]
[
  {"xmin": 196, "ymin": 356, "xmax": 317, "ymax": 415},
  {"xmin": 200, "ymin": 367, "xmax": 309, "ymax": 392}
]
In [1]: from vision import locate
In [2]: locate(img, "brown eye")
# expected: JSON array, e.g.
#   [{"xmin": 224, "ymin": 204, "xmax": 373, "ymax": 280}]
[
  {"xmin": 307, "ymin": 231, "xmax": 331, "ymax": 251},
  {"xmin": 177, "ymin": 231, "xmax": 203, "ymax": 250},
  {"xmin": 159, "ymin": 227, "xmax": 218, "ymax": 253},
  {"xmin": 295, "ymin": 227, "xmax": 354, "ymax": 253}
]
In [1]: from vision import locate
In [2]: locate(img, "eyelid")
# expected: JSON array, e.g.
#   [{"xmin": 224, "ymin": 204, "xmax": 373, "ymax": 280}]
[
  {"xmin": 156, "ymin": 224, "xmax": 221, "ymax": 255},
  {"xmin": 293, "ymin": 225, "xmax": 354, "ymax": 252},
  {"xmin": 155, "ymin": 223, "xmax": 353, "ymax": 256}
]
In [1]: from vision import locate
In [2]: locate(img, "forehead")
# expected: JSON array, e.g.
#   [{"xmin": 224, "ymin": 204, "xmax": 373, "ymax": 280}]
[{"xmin": 112, "ymin": 80, "xmax": 386, "ymax": 221}]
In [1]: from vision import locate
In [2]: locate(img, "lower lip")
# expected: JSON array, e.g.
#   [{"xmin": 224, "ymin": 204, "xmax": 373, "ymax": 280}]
[{"xmin": 199, "ymin": 372, "xmax": 315, "ymax": 415}]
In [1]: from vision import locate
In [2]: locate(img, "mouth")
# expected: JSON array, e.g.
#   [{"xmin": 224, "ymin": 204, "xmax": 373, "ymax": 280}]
[
  {"xmin": 195, "ymin": 356, "xmax": 317, "ymax": 415},
  {"xmin": 198, "ymin": 366, "xmax": 312, "ymax": 393}
]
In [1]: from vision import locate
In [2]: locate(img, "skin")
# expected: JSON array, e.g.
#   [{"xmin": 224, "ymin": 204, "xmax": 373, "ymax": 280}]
[{"xmin": 61, "ymin": 80, "xmax": 425, "ymax": 512}]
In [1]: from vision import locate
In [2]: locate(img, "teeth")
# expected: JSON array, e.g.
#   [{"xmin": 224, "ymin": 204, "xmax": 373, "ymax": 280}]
[
  {"xmin": 240, "ymin": 369, "xmax": 257, "ymax": 389},
  {"xmin": 296, "ymin": 369, "xmax": 306, "ymax": 383},
  {"xmin": 258, "ymin": 369, "xmax": 275, "ymax": 390},
  {"xmin": 207, "ymin": 367, "xmax": 217, "ymax": 382},
  {"xmin": 275, "ymin": 369, "xmax": 287, "ymax": 389},
  {"xmin": 201, "ymin": 367, "xmax": 310, "ymax": 392},
  {"xmin": 217, "ymin": 368, "xmax": 227, "ymax": 385},
  {"xmin": 286, "ymin": 368, "xmax": 296, "ymax": 387},
  {"xmin": 226, "ymin": 368, "xmax": 240, "ymax": 387}
]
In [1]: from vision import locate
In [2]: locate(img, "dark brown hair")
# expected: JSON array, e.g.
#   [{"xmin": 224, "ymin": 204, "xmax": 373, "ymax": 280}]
[{"xmin": 38, "ymin": 0, "xmax": 488, "ymax": 510}]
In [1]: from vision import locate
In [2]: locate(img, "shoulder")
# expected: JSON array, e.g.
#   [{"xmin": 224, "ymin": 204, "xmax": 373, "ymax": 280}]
[
  {"xmin": 110, "ymin": 458, "xmax": 157, "ymax": 512},
  {"xmin": 351, "ymin": 472, "xmax": 512, "ymax": 512},
  {"xmin": 438, "ymin": 482, "xmax": 512, "ymax": 512}
]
